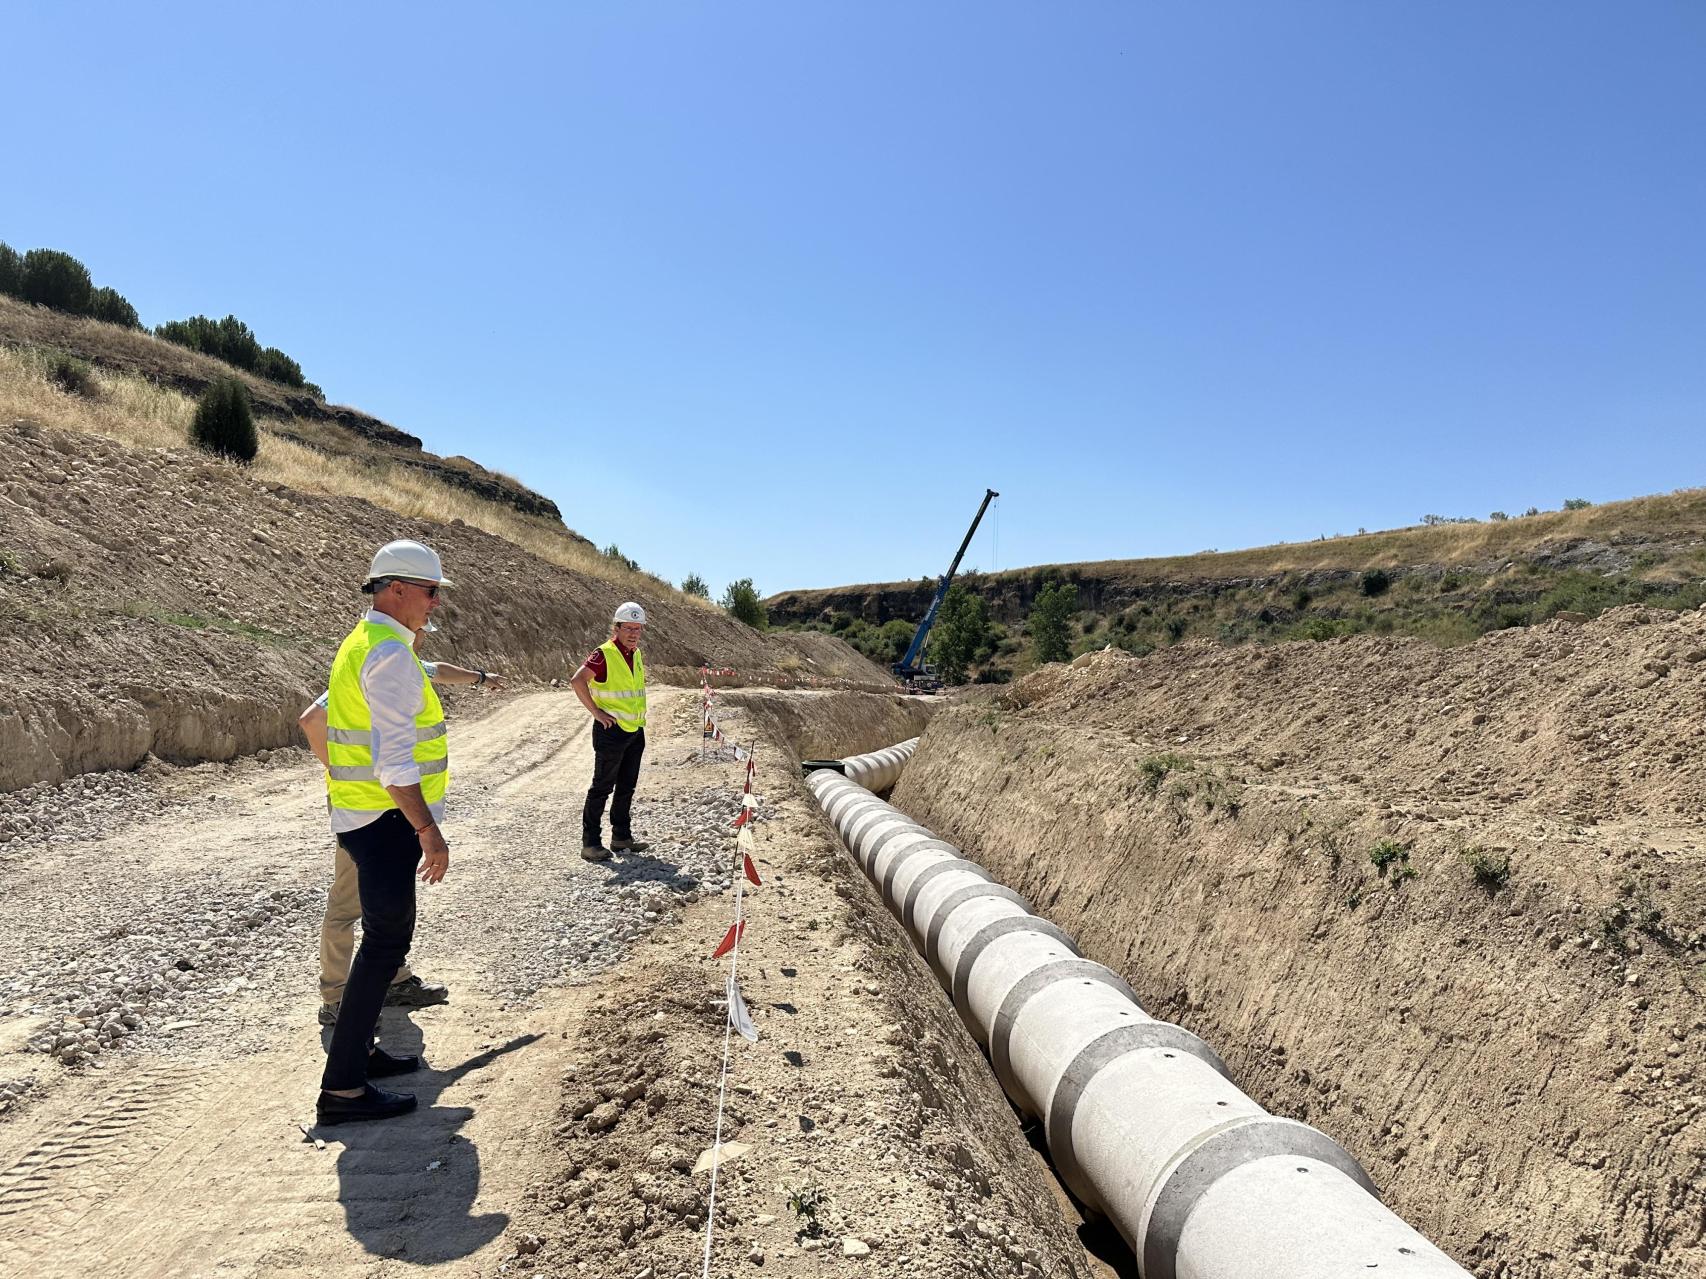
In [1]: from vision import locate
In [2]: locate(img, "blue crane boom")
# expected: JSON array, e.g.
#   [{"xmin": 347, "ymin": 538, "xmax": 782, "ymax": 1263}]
[{"xmin": 894, "ymin": 488, "xmax": 999, "ymax": 683}]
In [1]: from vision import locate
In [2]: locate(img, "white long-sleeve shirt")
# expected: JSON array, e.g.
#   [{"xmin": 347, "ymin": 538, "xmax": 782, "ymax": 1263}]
[{"xmin": 329, "ymin": 610, "xmax": 446, "ymax": 834}]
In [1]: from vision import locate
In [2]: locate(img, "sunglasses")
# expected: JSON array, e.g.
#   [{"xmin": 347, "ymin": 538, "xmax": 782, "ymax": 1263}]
[{"xmin": 394, "ymin": 579, "xmax": 440, "ymax": 598}]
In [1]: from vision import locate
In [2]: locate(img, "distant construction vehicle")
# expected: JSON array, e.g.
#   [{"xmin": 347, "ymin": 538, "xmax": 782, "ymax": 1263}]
[{"xmin": 892, "ymin": 487, "xmax": 999, "ymax": 690}]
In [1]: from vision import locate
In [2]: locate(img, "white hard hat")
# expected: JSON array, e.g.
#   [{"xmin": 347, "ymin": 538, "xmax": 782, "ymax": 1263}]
[
  {"xmin": 613, "ymin": 601, "xmax": 647, "ymax": 625},
  {"xmin": 364, "ymin": 539, "xmax": 453, "ymax": 589}
]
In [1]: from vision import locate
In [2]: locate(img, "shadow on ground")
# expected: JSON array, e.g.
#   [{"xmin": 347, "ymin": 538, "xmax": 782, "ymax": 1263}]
[{"xmin": 314, "ymin": 1016, "xmax": 543, "ymax": 1263}]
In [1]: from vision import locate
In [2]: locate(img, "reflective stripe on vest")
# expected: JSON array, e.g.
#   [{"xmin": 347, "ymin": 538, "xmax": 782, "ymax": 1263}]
[
  {"xmin": 324, "ymin": 620, "xmax": 449, "ymax": 819},
  {"xmin": 589, "ymin": 640, "xmax": 646, "ymax": 732}
]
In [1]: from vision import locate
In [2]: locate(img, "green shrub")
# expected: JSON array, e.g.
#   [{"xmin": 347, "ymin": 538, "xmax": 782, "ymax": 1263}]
[
  {"xmin": 721, "ymin": 577, "xmax": 768, "ymax": 628},
  {"xmin": 1489, "ymin": 511, "xmax": 1509, "ymax": 521},
  {"xmin": 156, "ymin": 314, "xmax": 314, "ymax": 389},
  {"xmin": 21, "ymin": 248, "xmax": 93, "ymax": 314},
  {"xmin": 0, "ymin": 242, "xmax": 22, "ymax": 296},
  {"xmin": 1562, "ymin": 498, "xmax": 1592, "ymax": 511},
  {"xmin": 1360, "ymin": 568, "xmax": 1391, "ymax": 597},
  {"xmin": 188, "ymin": 377, "xmax": 258, "ymax": 462},
  {"xmin": 86, "ymin": 286, "xmax": 141, "ymax": 328},
  {"xmin": 1369, "ymin": 839, "xmax": 1414, "ymax": 881},
  {"xmin": 1138, "ymin": 752, "xmax": 1193, "ymax": 795},
  {"xmin": 1460, "ymin": 845, "xmax": 1510, "ymax": 891},
  {"xmin": 254, "ymin": 346, "xmax": 308, "ymax": 388},
  {"xmin": 679, "ymin": 572, "xmax": 710, "ymax": 599},
  {"xmin": 602, "ymin": 543, "xmax": 640, "ymax": 572},
  {"xmin": 877, "ymin": 618, "xmax": 915, "ymax": 664},
  {"xmin": 47, "ymin": 354, "xmax": 97, "ymax": 397}
]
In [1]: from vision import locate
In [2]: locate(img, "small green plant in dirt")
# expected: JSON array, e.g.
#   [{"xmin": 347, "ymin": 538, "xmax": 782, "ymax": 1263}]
[
  {"xmin": 1196, "ymin": 776, "xmax": 1240, "ymax": 817},
  {"xmin": 978, "ymin": 705, "xmax": 1004, "ymax": 734},
  {"xmin": 1599, "ymin": 878, "xmax": 1676, "ymax": 953},
  {"xmin": 1138, "ymin": 751, "xmax": 1193, "ymax": 795},
  {"xmin": 1460, "ymin": 845, "xmax": 1510, "ymax": 891},
  {"xmin": 1369, "ymin": 839, "xmax": 1416, "ymax": 883},
  {"xmin": 788, "ymin": 1184, "xmax": 828, "ymax": 1237}
]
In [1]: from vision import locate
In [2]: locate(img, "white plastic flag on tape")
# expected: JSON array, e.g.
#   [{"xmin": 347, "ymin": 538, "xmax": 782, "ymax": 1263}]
[{"xmin": 726, "ymin": 969, "xmax": 758, "ymax": 1043}]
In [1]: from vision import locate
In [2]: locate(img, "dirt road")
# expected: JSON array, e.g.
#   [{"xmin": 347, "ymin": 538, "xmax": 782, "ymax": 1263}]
[
  {"xmin": 0, "ymin": 688, "xmax": 692, "ymax": 1277},
  {"xmin": 0, "ymin": 687, "xmax": 1095, "ymax": 1279}
]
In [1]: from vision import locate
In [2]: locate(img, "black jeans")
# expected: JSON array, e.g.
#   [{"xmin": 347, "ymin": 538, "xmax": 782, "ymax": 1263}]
[
  {"xmin": 321, "ymin": 809, "xmax": 419, "ymax": 1091},
  {"xmin": 583, "ymin": 723, "xmax": 645, "ymax": 847}
]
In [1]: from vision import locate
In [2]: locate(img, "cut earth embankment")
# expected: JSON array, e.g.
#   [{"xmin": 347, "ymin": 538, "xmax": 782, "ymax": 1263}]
[
  {"xmin": 0, "ymin": 417, "xmax": 890, "ymax": 794},
  {"xmin": 890, "ymin": 613, "xmax": 1706, "ymax": 1279}
]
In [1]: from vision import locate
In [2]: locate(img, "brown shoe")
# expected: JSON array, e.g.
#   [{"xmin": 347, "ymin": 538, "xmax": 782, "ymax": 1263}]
[
  {"xmin": 581, "ymin": 844, "xmax": 612, "ymax": 862},
  {"xmin": 610, "ymin": 837, "xmax": 651, "ymax": 853}
]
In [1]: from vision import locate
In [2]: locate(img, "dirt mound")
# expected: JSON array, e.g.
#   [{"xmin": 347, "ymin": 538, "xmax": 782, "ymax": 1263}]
[
  {"xmin": 891, "ymin": 615, "xmax": 1706, "ymax": 1279},
  {"xmin": 502, "ymin": 705, "xmax": 1094, "ymax": 1279},
  {"xmin": 0, "ymin": 417, "xmax": 887, "ymax": 792}
]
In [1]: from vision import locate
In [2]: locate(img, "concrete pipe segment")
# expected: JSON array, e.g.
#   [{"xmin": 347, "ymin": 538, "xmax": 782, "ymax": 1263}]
[{"xmin": 807, "ymin": 748, "xmax": 1470, "ymax": 1279}]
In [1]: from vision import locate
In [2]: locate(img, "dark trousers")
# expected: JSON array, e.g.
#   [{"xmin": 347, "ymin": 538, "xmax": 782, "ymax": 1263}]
[
  {"xmin": 321, "ymin": 809, "xmax": 419, "ymax": 1091},
  {"xmin": 583, "ymin": 723, "xmax": 645, "ymax": 847}
]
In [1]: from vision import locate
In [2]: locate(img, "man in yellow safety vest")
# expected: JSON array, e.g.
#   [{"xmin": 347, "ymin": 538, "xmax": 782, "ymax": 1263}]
[
  {"xmin": 316, "ymin": 539, "xmax": 455, "ymax": 1126},
  {"xmin": 570, "ymin": 602, "xmax": 651, "ymax": 861}
]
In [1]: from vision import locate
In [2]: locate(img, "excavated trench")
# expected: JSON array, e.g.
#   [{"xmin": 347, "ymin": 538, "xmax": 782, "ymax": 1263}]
[{"xmin": 869, "ymin": 639, "xmax": 1706, "ymax": 1279}]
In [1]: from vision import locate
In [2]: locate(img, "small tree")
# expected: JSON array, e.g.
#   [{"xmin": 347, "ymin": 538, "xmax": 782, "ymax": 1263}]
[
  {"xmin": 927, "ymin": 583, "xmax": 989, "ymax": 685},
  {"xmin": 189, "ymin": 377, "xmax": 258, "ymax": 462},
  {"xmin": 254, "ymin": 346, "xmax": 308, "ymax": 387},
  {"xmin": 680, "ymin": 572, "xmax": 710, "ymax": 599},
  {"xmin": 1489, "ymin": 511, "xmax": 1509, "ymax": 521},
  {"xmin": 1029, "ymin": 580, "xmax": 1076, "ymax": 664},
  {"xmin": 602, "ymin": 543, "xmax": 640, "ymax": 572},
  {"xmin": 87, "ymin": 286, "xmax": 141, "ymax": 328},
  {"xmin": 1360, "ymin": 568, "xmax": 1391, "ymax": 597},
  {"xmin": 1562, "ymin": 497, "xmax": 1592, "ymax": 511},
  {"xmin": 21, "ymin": 249, "xmax": 94, "ymax": 314},
  {"xmin": 0, "ymin": 242, "xmax": 22, "ymax": 297},
  {"xmin": 721, "ymin": 578, "xmax": 768, "ymax": 628}
]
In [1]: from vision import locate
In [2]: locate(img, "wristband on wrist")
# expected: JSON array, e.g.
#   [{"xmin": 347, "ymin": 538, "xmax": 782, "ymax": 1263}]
[
  {"xmin": 414, "ymin": 820, "xmax": 437, "ymax": 835},
  {"xmin": 475, "ymin": 669, "xmax": 487, "ymax": 687}
]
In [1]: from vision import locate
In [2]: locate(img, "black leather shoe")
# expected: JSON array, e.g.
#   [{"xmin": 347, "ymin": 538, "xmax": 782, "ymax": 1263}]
[
  {"xmin": 367, "ymin": 1046, "xmax": 423, "ymax": 1078},
  {"xmin": 316, "ymin": 1084, "xmax": 417, "ymax": 1126}
]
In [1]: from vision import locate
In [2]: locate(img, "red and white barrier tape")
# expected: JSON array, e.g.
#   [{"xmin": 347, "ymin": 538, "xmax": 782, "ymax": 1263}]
[{"xmin": 699, "ymin": 746, "xmax": 763, "ymax": 1277}]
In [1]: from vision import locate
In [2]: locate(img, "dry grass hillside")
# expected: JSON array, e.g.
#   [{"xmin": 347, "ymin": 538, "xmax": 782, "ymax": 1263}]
[
  {"xmin": 0, "ymin": 327, "xmax": 889, "ymax": 793},
  {"xmin": 770, "ymin": 490, "xmax": 1706, "ymax": 677},
  {"xmin": 894, "ymin": 616, "xmax": 1706, "ymax": 1279}
]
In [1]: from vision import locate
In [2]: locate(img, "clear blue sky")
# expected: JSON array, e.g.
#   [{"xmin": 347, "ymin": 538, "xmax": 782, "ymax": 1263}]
[{"xmin": 6, "ymin": 3, "xmax": 1704, "ymax": 598}]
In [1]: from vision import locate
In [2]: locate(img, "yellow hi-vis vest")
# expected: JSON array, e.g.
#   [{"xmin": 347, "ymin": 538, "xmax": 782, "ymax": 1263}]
[
  {"xmin": 590, "ymin": 640, "xmax": 646, "ymax": 732},
  {"xmin": 325, "ymin": 619, "xmax": 449, "ymax": 821}
]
